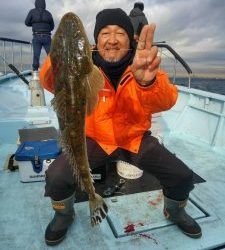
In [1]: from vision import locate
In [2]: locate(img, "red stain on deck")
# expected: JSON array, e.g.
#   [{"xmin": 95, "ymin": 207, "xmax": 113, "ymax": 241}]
[
  {"xmin": 124, "ymin": 224, "xmax": 135, "ymax": 233},
  {"xmin": 148, "ymin": 191, "xmax": 163, "ymax": 206},
  {"xmin": 124, "ymin": 223, "xmax": 158, "ymax": 244},
  {"xmin": 139, "ymin": 233, "xmax": 158, "ymax": 245},
  {"xmin": 149, "ymin": 201, "xmax": 157, "ymax": 206},
  {"xmin": 124, "ymin": 222, "xmax": 145, "ymax": 233}
]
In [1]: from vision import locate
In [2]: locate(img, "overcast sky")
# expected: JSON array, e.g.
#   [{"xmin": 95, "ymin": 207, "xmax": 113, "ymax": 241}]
[{"xmin": 0, "ymin": 0, "xmax": 225, "ymax": 76}]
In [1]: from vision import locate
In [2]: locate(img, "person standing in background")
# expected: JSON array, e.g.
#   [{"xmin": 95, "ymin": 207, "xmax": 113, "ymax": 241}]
[
  {"xmin": 129, "ymin": 2, "xmax": 148, "ymax": 42},
  {"xmin": 25, "ymin": 0, "xmax": 54, "ymax": 72}
]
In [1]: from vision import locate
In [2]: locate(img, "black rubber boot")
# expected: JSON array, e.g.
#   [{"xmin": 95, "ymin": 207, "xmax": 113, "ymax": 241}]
[
  {"xmin": 163, "ymin": 196, "xmax": 202, "ymax": 238},
  {"xmin": 45, "ymin": 193, "xmax": 75, "ymax": 246}
]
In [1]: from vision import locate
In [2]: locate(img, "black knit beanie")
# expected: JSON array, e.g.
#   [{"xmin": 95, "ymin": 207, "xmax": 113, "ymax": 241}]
[{"xmin": 94, "ymin": 8, "xmax": 134, "ymax": 44}]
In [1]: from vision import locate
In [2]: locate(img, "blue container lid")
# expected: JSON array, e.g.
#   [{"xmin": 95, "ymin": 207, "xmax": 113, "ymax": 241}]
[{"xmin": 15, "ymin": 140, "xmax": 61, "ymax": 161}]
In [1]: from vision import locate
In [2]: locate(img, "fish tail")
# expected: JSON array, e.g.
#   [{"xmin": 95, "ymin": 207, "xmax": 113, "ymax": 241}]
[{"xmin": 89, "ymin": 193, "xmax": 108, "ymax": 226}]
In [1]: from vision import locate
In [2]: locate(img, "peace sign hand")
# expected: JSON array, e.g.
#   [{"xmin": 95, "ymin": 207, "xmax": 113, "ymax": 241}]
[{"xmin": 131, "ymin": 24, "xmax": 161, "ymax": 86}]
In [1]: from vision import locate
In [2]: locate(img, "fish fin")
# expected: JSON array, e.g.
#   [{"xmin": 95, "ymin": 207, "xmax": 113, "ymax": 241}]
[
  {"xmin": 86, "ymin": 65, "xmax": 104, "ymax": 115},
  {"xmin": 59, "ymin": 127, "xmax": 85, "ymax": 189},
  {"xmin": 51, "ymin": 88, "xmax": 66, "ymax": 117}
]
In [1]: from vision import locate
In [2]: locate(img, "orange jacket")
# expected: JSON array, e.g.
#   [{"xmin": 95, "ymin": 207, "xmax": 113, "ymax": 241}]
[{"xmin": 40, "ymin": 55, "xmax": 178, "ymax": 154}]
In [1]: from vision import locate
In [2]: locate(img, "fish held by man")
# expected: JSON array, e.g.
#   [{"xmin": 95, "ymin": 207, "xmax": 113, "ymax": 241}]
[{"xmin": 49, "ymin": 12, "xmax": 107, "ymax": 226}]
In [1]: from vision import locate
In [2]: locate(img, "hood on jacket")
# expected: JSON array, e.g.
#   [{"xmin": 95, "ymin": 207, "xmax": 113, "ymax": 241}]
[
  {"xmin": 35, "ymin": 0, "xmax": 46, "ymax": 9},
  {"xmin": 134, "ymin": 2, "xmax": 144, "ymax": 11},
  {"xmin": 129, "ymin": 8, "xmax": 145, "ymax": 17}
]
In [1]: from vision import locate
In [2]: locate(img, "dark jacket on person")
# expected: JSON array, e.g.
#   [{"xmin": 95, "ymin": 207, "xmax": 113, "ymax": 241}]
[
  {"xmin": 129, "ymin": 7, "xmax": 148, "ymax": 36},
  {"xmin": 25, "ymin": 0, "xmax": 54, "ymax": 34}
]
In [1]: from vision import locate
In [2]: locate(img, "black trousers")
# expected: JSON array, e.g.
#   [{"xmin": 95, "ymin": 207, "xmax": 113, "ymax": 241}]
[
  {"xmin": 32, "ymin": 34, "xmax": 51, "ymax": 70},
  {"xmin": 45, "ymin": 132, "xmax": 194, "ymax": 201}
]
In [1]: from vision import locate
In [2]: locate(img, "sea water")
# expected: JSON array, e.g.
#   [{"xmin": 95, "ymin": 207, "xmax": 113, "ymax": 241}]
[{"xmin": 174, "ymin": 77, "xmax": 225, "ymax": 96}]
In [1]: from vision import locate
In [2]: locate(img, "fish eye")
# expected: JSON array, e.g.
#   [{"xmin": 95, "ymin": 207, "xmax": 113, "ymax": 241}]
[{"xmin": 78, "ymin": 40, "xmax": 84, "ymax": 51}]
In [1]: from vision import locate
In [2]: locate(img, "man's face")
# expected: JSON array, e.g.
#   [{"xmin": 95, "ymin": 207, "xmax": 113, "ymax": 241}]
[{"xmin": 97, "ymin": 25, "xmax": 130, "ymax": 62}]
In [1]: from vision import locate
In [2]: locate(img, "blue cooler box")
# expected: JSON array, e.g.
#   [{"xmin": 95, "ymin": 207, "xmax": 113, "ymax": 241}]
[{"xmin": 15, "ymin": 140, "xmax": 61, "ymax": 182}]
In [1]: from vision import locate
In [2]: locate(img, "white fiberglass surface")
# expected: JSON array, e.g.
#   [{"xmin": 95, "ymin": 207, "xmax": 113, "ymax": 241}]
[{"xmin": 0, "ymin": 78, "xmax": 29, "ymax": 119}]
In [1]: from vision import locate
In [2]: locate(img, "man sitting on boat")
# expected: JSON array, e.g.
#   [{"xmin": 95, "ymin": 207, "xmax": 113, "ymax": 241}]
[{"xmin": 40, "ymin": 8, "xmax": 202, "ymax": 246}]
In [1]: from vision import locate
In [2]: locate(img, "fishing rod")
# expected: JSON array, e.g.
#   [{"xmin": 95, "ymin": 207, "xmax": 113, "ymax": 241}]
[{"xmin": 0, "ymin": 55, "xmax": 29, "ymax": 86}]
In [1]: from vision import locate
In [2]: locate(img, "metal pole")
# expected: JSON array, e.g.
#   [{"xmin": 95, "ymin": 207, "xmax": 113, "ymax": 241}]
[
  {"xmin": 188, "ymin": 74, "xmax": 191, "ymax": 89},
  {"xmin": 3, "ymin": 41, "xmax": 6, "ymax": 74},
  {"xmin": 173, "ymin": 59, "xmax": 177, "ymax": 83},
  {"xmin": 11, "ymin": 42, "xmax": 14, "ymax": 66},
  {"xmin": 30, "ymin": 43, "xmax": 33, "ymax": 70},
  {"xmin": 20, "ymin": 44, "xmax": 23, "ymax": 72}
]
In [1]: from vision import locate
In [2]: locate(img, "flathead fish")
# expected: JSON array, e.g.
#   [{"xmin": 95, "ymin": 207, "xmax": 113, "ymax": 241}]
[{"xmin": 50, "ymin": 12, "xmax": 107, "ymax": 226}]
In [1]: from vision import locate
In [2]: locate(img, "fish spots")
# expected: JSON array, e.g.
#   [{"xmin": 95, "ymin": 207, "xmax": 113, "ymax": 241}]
[{"xmin": 78, "ymin": 40, "xmax": 84, "ymax": 51}]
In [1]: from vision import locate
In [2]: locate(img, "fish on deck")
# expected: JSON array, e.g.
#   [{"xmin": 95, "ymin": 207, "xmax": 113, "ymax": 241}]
[{"xmin": 50, "ymin": 12, "xmax": 108, "ymax": 226}]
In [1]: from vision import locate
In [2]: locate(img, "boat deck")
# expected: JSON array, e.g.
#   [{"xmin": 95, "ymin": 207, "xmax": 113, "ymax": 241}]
[{"xmin": 1, "ymin": 76, "xmax": 225, "ymax": 250}]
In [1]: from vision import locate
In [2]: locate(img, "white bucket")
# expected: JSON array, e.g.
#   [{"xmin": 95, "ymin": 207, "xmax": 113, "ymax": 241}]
[{"xmin": 117, "ymin": 161, "xmax": 143, "ymax": 179}]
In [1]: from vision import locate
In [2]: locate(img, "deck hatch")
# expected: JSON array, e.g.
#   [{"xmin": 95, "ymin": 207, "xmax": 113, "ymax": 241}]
[{"xmin": 106, "ymin": 190, "xmax": 207, "ymax": 238}]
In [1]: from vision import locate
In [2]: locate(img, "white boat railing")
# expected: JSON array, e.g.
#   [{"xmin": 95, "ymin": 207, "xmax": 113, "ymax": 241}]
[
  {"xmin": 0, "ymin": 37, "xmax": 193, "ymax": 90},
  {"xmin": 155, "ymin": 42, "xmax": 192, "ymax": 88},
  {"xmin": 0, "ymin": 37, "xmax": 32, "ymax": 75}
]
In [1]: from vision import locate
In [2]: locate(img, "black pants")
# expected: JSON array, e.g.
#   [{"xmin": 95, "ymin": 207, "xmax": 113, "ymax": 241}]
[
  {"xmin": 45, "ymin": 133, "xmax": 194, "ymax": 201},
  {"xmin": 32, "ymin": 34, "xmax": 51, "ymax": 70}
]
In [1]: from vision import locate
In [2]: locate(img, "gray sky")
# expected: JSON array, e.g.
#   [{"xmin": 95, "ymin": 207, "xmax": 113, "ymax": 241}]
[{"xmin": 0, "ymin": 0, "xmax": 225, "ymax": 76}]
